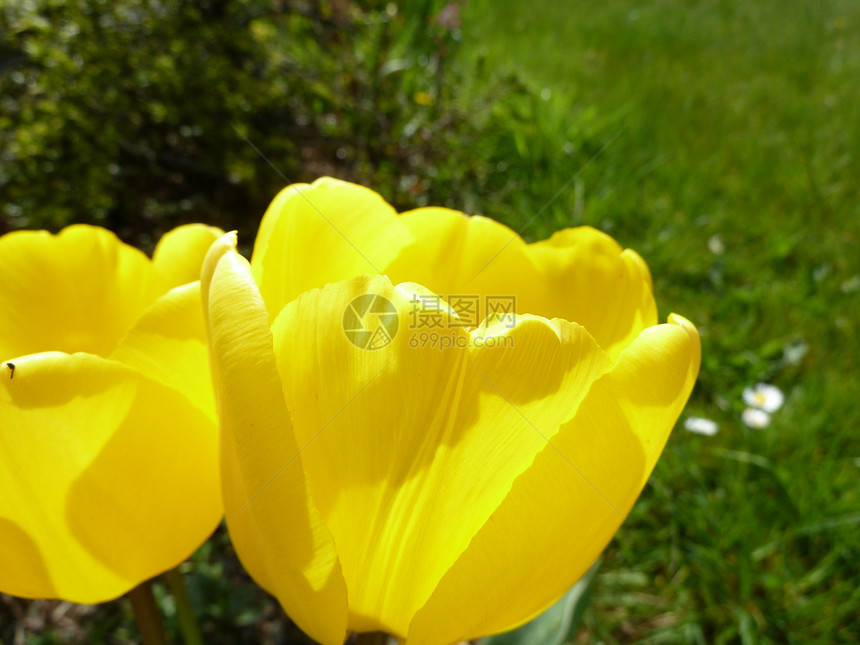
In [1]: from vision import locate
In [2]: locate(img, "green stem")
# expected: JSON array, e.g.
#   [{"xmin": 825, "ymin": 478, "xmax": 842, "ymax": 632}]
[
  {"xmin": 128, "ymin": 579, "xmax": 168, "ymax": 645},
  {"xmin": 166, "ymin": 567, "xmax": 204, "ymax": 645},
  {"xmin": 353, "ymin": 633, "xmax": 392, "ymax": 645}
]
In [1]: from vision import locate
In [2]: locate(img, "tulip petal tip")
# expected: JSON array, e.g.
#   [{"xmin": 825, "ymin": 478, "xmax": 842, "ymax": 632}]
[
  {"xmin": 667, "ymin": 312, "xmax": 691, "ymax": 327},
  {"xmin": 202, "ymin": 232, "xmax": 240, "ymax": 288}
]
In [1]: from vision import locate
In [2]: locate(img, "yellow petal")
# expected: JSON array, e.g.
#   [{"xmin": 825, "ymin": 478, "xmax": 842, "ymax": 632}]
[
  {"xmin": 0, "ymin": 352, "xmax": 220, "ymax": 602},
  {"xmin": 386, "ymin": 208, "xmax": 542, "ymax": 306},
  {"xmin": 152, "ymin": 224, "xmax": 225, "ymax": 289},
  {"xmin": 0, "ymin": 225, "xmax": 166, "ymax": 360},
  {"xmin": 387, "ymin": 213, "xmax": 656, "ymax": 360},
  {"xmin": 407, "ymin": 316, "xmax": 700, "ymax": 644},
  {"xmin": 524, "ymin": 227, "xmax": 658, "ymax": 360},
  {"xmin": 110, "ymin": 282, "xmax": 216, "ymax": 422},
  {"xmin": 270, "ymin": 275, "xmax": 612, "ymax": 638},
  {"xmin": 203, "ymin": 234, "xmax": 348, "ymax": 645},
  {"xmin": 249, "ymin": 177, "xmax": 415, "ymax": 320}
]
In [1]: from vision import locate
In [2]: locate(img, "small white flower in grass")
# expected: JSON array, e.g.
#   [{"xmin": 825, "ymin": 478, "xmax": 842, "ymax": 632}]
[
  {"xmin": 742, "ymin": 382, "xmax": 784, "ymax": 413},
  {"xmin": 742, "ymin": 407, "xmax": 771, "ymax": 429},
  {"xmin": 684, "ymin": 416, "xmax": 719, "ymax": 436},
  {"xmin": 708, "ymin": 234, "xmax": 725, "ymax": 255}
]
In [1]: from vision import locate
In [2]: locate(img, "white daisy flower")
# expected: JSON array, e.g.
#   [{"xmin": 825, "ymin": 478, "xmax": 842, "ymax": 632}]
[
  {"xmin": 742, "ymin": 407, "xmax": 771, "ymax": 429},
  {"xmin": 684, "ymin": 416, "xmax": 719, "ymax": 436},
  {"xmin": 708, "ymin": 234, "xmax": 725, "ymax": 255},
  {"xmin": 742, "ymin": 383, "xmax": 784, "ymax": 413}
]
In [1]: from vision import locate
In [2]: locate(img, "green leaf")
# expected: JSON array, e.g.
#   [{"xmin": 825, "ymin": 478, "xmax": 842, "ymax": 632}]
[{"xmin": 481, "ymin": 558, "xmax": 601, "ymax": 645}]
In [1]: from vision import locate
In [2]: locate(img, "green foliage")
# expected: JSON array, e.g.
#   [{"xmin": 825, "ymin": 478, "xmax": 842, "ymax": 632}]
[
  {"xmin": 3, "ymin": 0, "xmax": 274, "ymax": 242},
  {"xmin": 463, "ymin": 0, "xmax": 860, "ymax": 643},
  {"xmin": 0, "ymin": 0, "xmax": 506, "ymax": 249},
  {"xmin": 0, "ymin": 0, "xmax": 610, "ymax": 248}
]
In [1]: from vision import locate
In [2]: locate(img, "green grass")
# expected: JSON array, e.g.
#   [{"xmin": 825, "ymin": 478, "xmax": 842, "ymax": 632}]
[{"xmin": 460, "ymin": 0, "xmax": 860, "ymax": 643}]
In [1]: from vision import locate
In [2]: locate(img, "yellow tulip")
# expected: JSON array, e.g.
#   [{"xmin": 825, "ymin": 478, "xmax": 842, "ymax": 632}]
[
  {"xmin": 203, "ymin": 178, "xmax": 700, "ymax": 645},
  {"xmin": 0, "ymin": 223, "xmax": 223, "ymax": 603}
]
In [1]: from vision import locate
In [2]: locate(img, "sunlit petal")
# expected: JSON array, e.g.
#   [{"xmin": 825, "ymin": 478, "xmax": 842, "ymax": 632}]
[
  {"xmin": 0, "ymin": 353, "xmax": 220, "ymax": 602},
  {"xmin": 152, "ymin": 224, "xmax": 224, "ymax": 289},
  {"xmin": 203, "ymin": 234, "xmax": 348, "ymax": 645},
  {"xmin": 388, "ymin": 213, "xmax": 656, "ymax": 360},
  {"xmin": 208, "ymin": 179, "xmax": 701, "ymax": 643},
  {"xmin": 386, "ymin": 208, "xmax": 542, "ymax": 306},
  {"xmin": 250, "ymin": 177, "xmax": 415, "ymax": 320},
  {"xmin": 110, "ymin": 282, "xmax": 215, "ymax": 422},
  {"xmin": 524, "ymin": 227, "xmax": 658, "ymax": 360},
  {"xmin": 0, "ymin": 225, "xmax": 164, "ymax": 360},
  {"xmin": 271, "ymin": 275, "xmax": 611, "ymax": 637},
  {"xmin": 407, "ymin": 316, "xmax": 700, "ymax": 644}
]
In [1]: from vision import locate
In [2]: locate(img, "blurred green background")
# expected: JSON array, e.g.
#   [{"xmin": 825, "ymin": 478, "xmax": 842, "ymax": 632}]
[{"xmin": 2, "ymin": 0, "xmax": 859, "ymax": 643}]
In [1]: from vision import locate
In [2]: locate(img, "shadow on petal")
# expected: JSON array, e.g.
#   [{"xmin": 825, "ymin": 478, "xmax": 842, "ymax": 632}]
[
  {"xmin": 65, "ymin": 379, "xmax": 219, "ymax": 598},
  {"xmin": 0, "ymin": 516, "xmax": 55, "ymax": 598}
]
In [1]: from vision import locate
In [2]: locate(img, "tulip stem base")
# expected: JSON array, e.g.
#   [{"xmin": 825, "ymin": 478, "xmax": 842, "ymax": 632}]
[
  {"xmin": 128, "ymin": 579, "xmax": 168, "ymax": 645},
  {"xmin": 166, "ymin": 567, "xmax": 204, "ymax": 645},
  {"xmin": 353, "ymin": 633, "xmax": 393, "ymax": 645}
]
